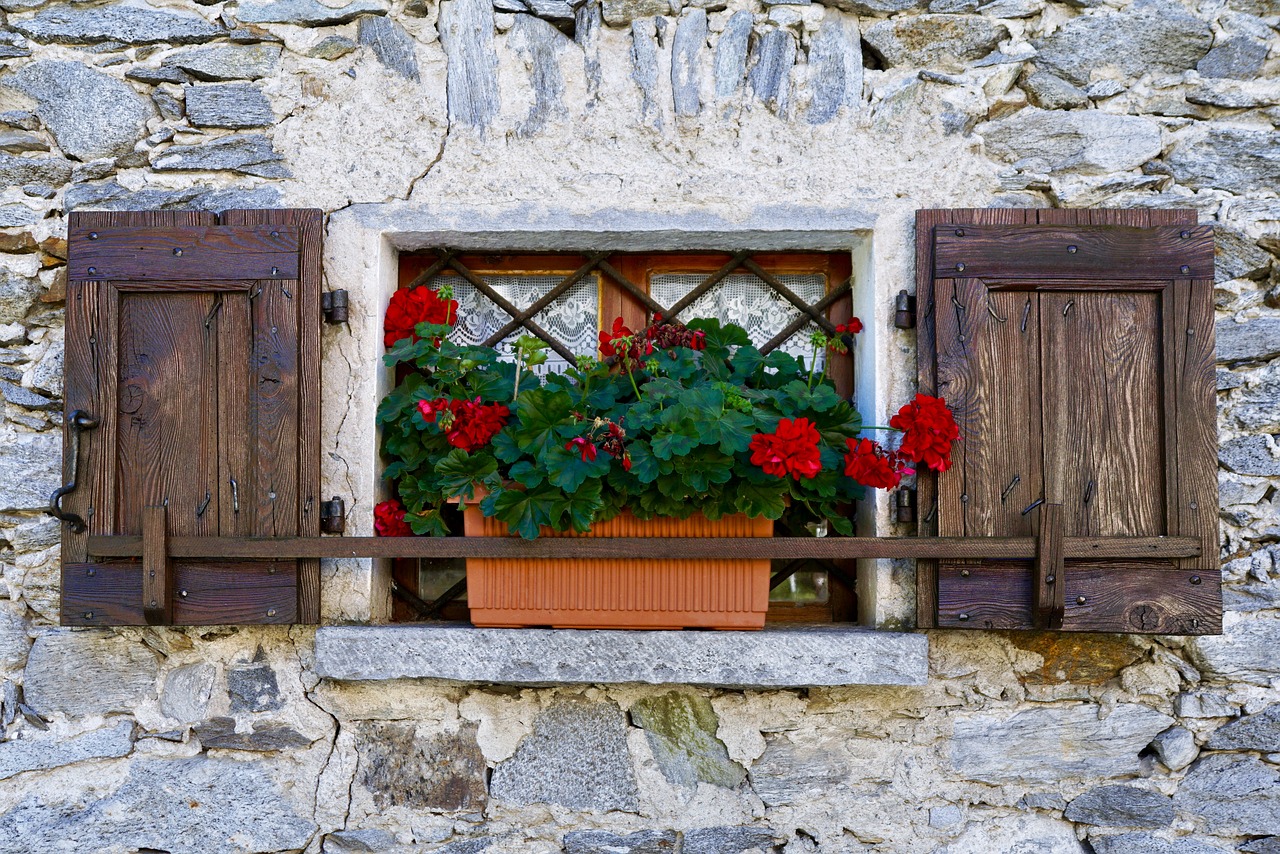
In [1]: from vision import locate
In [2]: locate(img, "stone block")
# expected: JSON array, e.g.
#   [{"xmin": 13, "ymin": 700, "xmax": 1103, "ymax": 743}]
[
  {"xmin": 358, "ymin": 16, "xmax": 420, "ymax": 81},
  {"xmin": 820, "ymin": 0, "xmax": 923, "ymax": 12},
  {"xmin": 236, "ymin": 0, "xmax": 390, "ymax": 25},
  {"xmin": 185, "ymin": 83, "xmax": 274, "ymax": 129},
  {"xmin": 748, "ymin": 29, "xmax": 796, "ymax": 114},
  {"xmin": 631, "ymin": 19, "xmax": 662, "ymax": 128},
  {"xmin": 0, "ymin": 604, "xmax": 29, "ymax": 672},
  {"xmin": 1205, "ymin": 704, "xmax": 1280, "ymax": 752},
  {"xmin": 1187, "ymin": 79, "xmax": 1280, "ymax": 110},
  {"xmin": 1217, "ymin": 315, "xmax": 1280, "ymax": 364},
  {"xmin": 357, "ymin": 721, "xmax": 487, "ymax": 811},
  {"xmin": 1174, "ymin": 754, "xmax": 1280, "ymax": 836},
  {"xmin": 950, "ymin": 704, "xmax": 1173, "ymax": 783},
  {"xmin": 804, "ymin": 9, "xmax": 862, "ymax": 124},
  {"xmin": 160, "ymin": 662, "xmax": 216, "ymax": 724},
  {"xmin": 1032, "ymin": 0, "xmax": 1211, "ymax": 87},
  {"xmin": 313, "ymin": 625, "xmax": 927, "ymax": 687},
  {"xmin": 0, "ymin": 153, "xmax": 71, "ymax": 189},
  {"xmin": 630, "ymin": 691, "xmax": 744, "ymax": 789},
  {"xmin": 1021, "ymin": 71, "xmax": 1088, "ymax": 110},
  {"xmin": 151, "ymin": 133, "xmax": 290, "ymax": 178},
  {"xmin": 682, "ymin": 826, "xmax": 785, "ymax": 854},
  {"xmin": 163, "ymin": 43, "xmax": 282, "ymax": 81},
  {"xmin": 1168, "ymin": 127, "xmax": 1280, "ymax": 194},
  {"xmin": 12, "ymin": 4, "xmax": 222, "ymax": 44},
  {"xmin": 0, "ymin": 720, "xmax": 133, "ymax": 780},
  {"xmin": 1090, "ymin": 833, "xmax": 1232, "ymax": 854},
  {"xmin": 1197, "ymin": 35, "xmax": 1268, "ymax": 80},
  {"xmin": 439, "ymin": 0, "xmax": 500, "ymax": 128},
  {"xmin": 324, "ymin": 829, "xmax": 400, "ymax": 853},
  {"xmin": 6, "ymin": 61, "xmax": 152, "ymax": 161},
  {"xmin": 863, "ymin": 15, "xmax": 1007, "ymax": 68},
  {"xmin": 227, "ymin": 660, "xmax": 282, "ymax": 713},
  {"xmin": 0, "ymin": 757, "xmax": 316, "ymax": 851},
  {"xmin": 309, "ymin": 36, "xmax": 359, "ymax": 60},
  {"xmin": 978, "ymin": 108, "xmax": 1161, "ymax": 175},
  {"xmin": 1150, "ymin": 726, "xmax": 1198, "ymax": 771},
  {"xmin": 0, "ymin": 131, "xmax": 48, "ymax": 154},
  {"xmin": 24, "ymin": 632, "xmax": 157, "ymax": 718},
  {"xmin": 713, "ymin": 11, "xmax": 752, "ymax": 99},
  {"xmin": 748, "ymin": 732, "xmax": 853, "ymax": 806},
  {"xmin": 1242, "ymin": 839, "xmax": 1280, "ymax": 854},
  {"xmin": 1219, "ymin": 436, "xmax": 1280, "ymax": 477},
  {"xmin": 195, "ymin": 717, "xmax": 315, "ymax": 752},
  {"xmin": 0, "ymin": 431, "xmax": 61, "ymax": 512},
  {"xmin": 509, "ymin": 15, "xmax": 568, "ymax": 136},
  {"xmin": 1065, "ymin": 785, "xmax": 1174, "ymax": 828},
  {"xmin": 1013, "ymin": 633, "xmax": 1143, "ymax": 685},
  {"xmin": 490, "ymin": 699, "xmax": 638, "ymax": 811},
  {"xmin": 0, "ymin": 205, "xmax": 38, "ymax": 228},
  {"xmin": 671, "ymin": 9, "xmax": 707, "ymax": 118},
  {"xmin": 564, "ymin": 830, "xmax": 678, "ymax": 853},
  {"xmin": 603, "ymin": 0, "xmax": 670, "ymax": 25}
]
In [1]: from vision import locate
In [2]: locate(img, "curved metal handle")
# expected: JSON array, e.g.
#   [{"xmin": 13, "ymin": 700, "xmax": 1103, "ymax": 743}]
[{"xmin": 48, "ymin": 409, "xmax": 99, "ymax": 534}]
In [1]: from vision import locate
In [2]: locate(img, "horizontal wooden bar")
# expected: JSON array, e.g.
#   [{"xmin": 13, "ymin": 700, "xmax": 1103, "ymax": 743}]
[
  {"xmin": 86, "ymin": 535, "xmax": 1202, "ymax": 561},
  {"xmin": 933, "ymin": 224, "xmax": 1213, "ymax": 281},
  {"xmin": 69, "ymin": 225, "xmax": 299, "ymax": 281}
]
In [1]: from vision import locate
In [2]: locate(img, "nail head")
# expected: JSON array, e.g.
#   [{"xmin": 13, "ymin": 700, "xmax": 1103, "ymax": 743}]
[
  {"xmin": 267, "ymin": 608, "xmax": 277, "ymax": 617},
  {"xmin": 1180, "ymin": 230, "xmax": 1190, "ymax": 239},
  {"xmin": 955, "ymin": 263, "xmax": 966, "ymax": 273},
  {"xmin": 87, "ymin": 267, "xmax": 96, "ymax": 275},
  {"xmin": 172, "ymin": 248, "xmax": 182, "ymax": 257},
  {"xmin": 88, "ymin": 232, "xmax": 98, "ymax": 240},
  {"xmin": 955, "ymin": 228, "xmax": 965, "ymax": 237},
  {"xmin": 1190, "ymin": 575, "xmax": 1202, "ymax": 585},
  {"xmin": 1180, "ymin": 265, "xmax": 1190, "ymax": 275},
  {"xmin": 1067, "ymin": 245, "xmax": 1078, "ymax": 254},
  {"xmin": 180, "ymin": 590, "xmax": 188, "ymax": 597},
  {"xmin": 958, "ymin": 613, "xmax": 970, "ymax": 622},
  {"xmin": 960, "ymin": 569, "xmax": 970, "ymax": 577},
  {"xmin": 1076, "ymin": 596, "xmax": 1087, "ymax": 605}
]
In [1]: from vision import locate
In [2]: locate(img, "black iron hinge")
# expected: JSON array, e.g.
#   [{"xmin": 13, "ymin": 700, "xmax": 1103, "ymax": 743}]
[
  {"xmin": 320, "ymin": 496, "xmax": 346, "ymax": 533},
  {"xmin": 321, "ymin": 290, "xmax": 348, "ymax": 324},
  {"xmin": 894, "ymin": 290, "xmax": 916, "ymax": 329}
]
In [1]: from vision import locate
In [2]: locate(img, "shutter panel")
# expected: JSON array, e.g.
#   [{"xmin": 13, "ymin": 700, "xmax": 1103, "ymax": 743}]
[
  {"xmin": 58, "ymin": 209, "xmax": 322, "ymax": 626},
  {"xmin": 916, "ymin": 208, "xmax": 1220, "ymax": 634}
]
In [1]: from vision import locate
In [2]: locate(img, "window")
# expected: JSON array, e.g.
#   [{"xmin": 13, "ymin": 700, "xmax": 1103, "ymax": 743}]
[{"xmin": 389, "ymin": 250, "xmax": 857, "ymax": 625}]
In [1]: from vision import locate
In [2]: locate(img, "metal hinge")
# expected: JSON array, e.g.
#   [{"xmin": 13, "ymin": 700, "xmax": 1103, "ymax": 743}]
[
  {"xmin": 321, "ymin": 290, "xmax": 348, "ymax": 324},
  {"xmin": 893, "ymin": 290, "xmax": 916, "ymax": 329},
  {"xmin": 895, "ymin": 486, "xmax": 917, "ymax": 524},
  {"xmin": 319, "ymin": 496, "xmax": 346, "ymax": 534}
]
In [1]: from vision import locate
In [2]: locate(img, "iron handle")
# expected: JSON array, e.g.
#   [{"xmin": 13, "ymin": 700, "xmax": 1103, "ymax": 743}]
[{"xmin": 48, "ymin": 409, "xmax": 99, "ymax": 534}]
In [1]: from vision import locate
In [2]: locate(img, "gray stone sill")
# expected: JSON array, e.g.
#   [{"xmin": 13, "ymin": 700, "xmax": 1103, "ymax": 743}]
[{"xmin": 313, "ymin": 624, "xmax": 927, "ymax": 688}]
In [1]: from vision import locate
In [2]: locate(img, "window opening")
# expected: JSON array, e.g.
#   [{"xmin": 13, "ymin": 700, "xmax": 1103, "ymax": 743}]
[{"xmin": 390, "ymin": 250, "xmax": 856, "ymax": 625}]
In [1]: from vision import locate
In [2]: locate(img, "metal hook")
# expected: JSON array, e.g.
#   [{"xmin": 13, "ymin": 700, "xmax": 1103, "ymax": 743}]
[
  {"xmin": 1062, "ymin": 299, "xmax": 1075, "ymax": 318},
  {"xmin": 1020, "ymin": 497, "xmax": 1045, "ymax": 516},
  {"xmin": 1020, "ymin": 298, "xmax": 1031, "ymax": 333},
  {"xmin": 987, "ymin": 300, "xmax": 1007, "ymax": 323},
  {"xmin": 1000, "ymin": 474, "xmax": 1021, "ymax": 503}
]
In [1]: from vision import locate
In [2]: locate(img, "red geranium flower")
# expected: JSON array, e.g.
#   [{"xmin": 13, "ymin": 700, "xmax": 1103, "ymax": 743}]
[
  {"xmin": 384, "ymin": 285, "xmax": 459, "ymax": 348},
  {"xmin": 890, "ymin": 394, "xmax": 960, "ymax": 473},
  {"xmin": 374, "ymin": 499, "xmax": 414, "ymax": 537},
  {"xmin": 418, "ymin": 397, "xmax": 510, "ymax": 452},
  {"xmin": 835, "ymin": 318, "xmax": 864, "ymax": 335},
  {"xmin": 599, "ymin": 317, "xmax": 634, "ymax": 359},
  {"xmin": 566, "ymin": 437, "xmax": 598, "ymax": 462},
  {"xmin": 749, "ymin": 417, "xmax": 822, "ymax": 480},
  {"xmin": 843, "ymin": 438, "xmax": 913, "ymax": 489}
]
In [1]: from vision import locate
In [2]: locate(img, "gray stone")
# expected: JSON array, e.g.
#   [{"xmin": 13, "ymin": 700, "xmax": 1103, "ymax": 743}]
[
  {"xmin": 227, "ymin": 660, "xmax": 282, "ymax": 713},
  {"xmin": 324, "ymin": 829, "xmax": 400, "ymax": 853},
  {"xmin": 127, "ymin": 65, "xmax": 190, "ymax": 85},
  {"xmin": 0, "ymin": 111, "xmax": 39, "ymax": 131},
  {"xmin": 1242, "ymin": 840, "xmax": 1280, "ymax": 854},
  {"xmin": 0, "ymin": 205, "xmax": 38, "ymax": 228},
  {"xmin": 1065, "ymin": 785, "xmax": 1174, "ymax": 828},
  {"xmin": 951, "ymin": 704, "xmax": 1173, "ymax": 784},
  {"xmin": 490, "ymin": 699, "xmax": 638, "ymax": 811},
  {"xmin": 930, "ymin": 805, "xmax": 963, "ymax": 828},
  {"xmin": 1206, "ymin": 704, "xmax": 1280, "ymax": 751},
  {"xmin": 9, "ymin": 515, "xmax": 58, "ymax": 552},
  {"xmin": 195, "ymin": 716, "xmax": 315, "ymax": 752},
  {"xmin": 315, "ymin": 625, "xmax": 926, "ymax": 686},
  {"xmin": 977, "ymin": 0, "xmax": 1042, "ymax": 16},
  {"xmin": 1187, "ymin": 78, "xmax": 1280, "ymax": 109},
  {"xmin": 863, "ymin": 15, "xmax": 1007, "ymax": 68},
  {"xmin": 749, "ymin": 732, "xmax": 852, "ymax": 806},
  {"xmin": 1197, "ymin": 36, "xmax": 1268, "ymax": 80},
  {"xmin": 509, "ymin": 15, "xmax": 566, "ymax": 136},
  {"xmin": 1216, "ymin": 228, "xmax": 1271, "ymax": 284},
  {"xmin": 0, "ymin": 431, "xmax": 60, "ymax": 511},
  {"xmin": 713, "ymin": 10, "xmax": 751, "ymax": 100},
  {"xmin": 163, "ymin": 43, "xmax": 282, "ymax": 81},
  {"xmin": 0, "ymin": 153, "xmax": 70, "ymax": 189},
  {"xmin": 438, "ymin": 841, "xmax": 494, "ymax": 854},
  {"xmin": 12, "ymin": 5, "xmax": 222, "ymax": 44},
  {"xmin": 1168, "ymin": 127, "xmax": 1280, "ymax": 194},
  {"xmin": 820, "ymin": 0, "xmax": 922, "ymax": 12},
  {"xmin": 1087, "ymin": 79, "xmax": 1127, "ymax": 100},
  {"xmin": 563, "ymin": 830, "xmax": 678, "ymax": 853},
  {"xmin": 603, "ymin": 0, "xmax": 669, "ymax": 24},
  {"xmin": 980, "ymin": 108, "xmax": 1161, "ymax": 175},
  {"xmin": 440, "ymin": 0, "xmax": 500, "ymax": 129},
  {"xmin": 671, "ymin": 9, "xmax": 706, "ymax": 117},
  {"xmin": 151, "ymin": 133, "xmax": 289, "ymax": 178},
  {"xmin": 1089, "ymin": 834, "xmax": 1232, "ymax": 854},
  {"xmin": 631, "ymin": 19, "xmax": 662, "ymax": 128},
  {"xmin": 682, "ymin": 827, "xmax": 784, "ymax": 854},
  {"xmin": 185, "ymin": 83, "xmax": 274, "ymax": 129},
  {"xmin": 0, "ymin": 757, "xmax": 315, "ymax": 852},
  {"xmin": 577, "ymin": 1, "xmax": 603, "ymax": 102},
  {"xmin": 65, "ymin": 180, "xmax": 283, "ymax": 212},
  {"xmin": 1174, "ymin": 754, "xmax": 1280, "ymax": 836},
  {"xmin": 1150, "ymin": 726, "xmax": 1198, "ymax": 771},
  {"xmin": 24, "ymin": 632, "xmax": 156, "ymax": 718},
  {"xmin": 1021, "ymin": 70, "xmax": 1088, "ymax": 110},
  {"xmin": 1020, "ymin": 793, "xmax": 1067, "ymax": 811},
  {"xmin": 309, "ymin": 35, "xmax": 359, "ymax": 60},
  {"xmin": 1220, "ymin": 436, "xmax": 1280, "ymax": 476},
  {"xmin": 358, "ymin": 16, "xmax": 420, "ymax": 81},
  {"xmin": 1175, "ymin": 691, "xmax": 1236, "ymax": 719},
  {"xmin": 749, "ymin": 28, "xmax": 795, "ymax": 115},
  {"xmin": 356, "ymin": 721, "xmax": 487, "ymax": 810},
  {"xmin": 160, "ymin": 663, "xmax": 215, "ymax": 724},
  {"xmin": 1232, "ymin": 372, "xmax": 1280, "ymax": 432},
  {"xmin": 1189, "ymin": 616, "xmax": 1280, "ymax": 685},
  {"xmin": 1032, "ymin": 1, "xmax": 1211, "ymax": 87},
  {"xmin": 8, "ymin": 61, "xmax": 153, "ymax": 161},
  {"xmin": 0, "ymin": 381, "xmax": 53, "ymax": 409},
  {"xmin": 507, "ymin": 0, "xmax": 579, "ymax": 18},
  {"xmin": 0, "ymin": 131, "xmax": 48, "ymax": 154},
  {"xmin": 1217, "ymin": 315, "xmax": 1280, "ymax": 364},
  {"xmin": 0, "ymin": 605, "xmax": 29, "ymax": 673},
  {"xmin": 630, "ymin": 691, "xmax": 744, "ymax": 789},
  {"xmin": 805, "ymin": 9, "xmax": 862, "ymax": 124},
  {"xmin": 236, "ymin": 0, "xmax": 390, "ymax": 25},
  {"xmin": 0, "ymin": 720, "xmax": 133, "ymax": 781}
]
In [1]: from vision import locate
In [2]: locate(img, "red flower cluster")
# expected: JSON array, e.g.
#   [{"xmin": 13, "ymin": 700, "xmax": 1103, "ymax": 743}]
[
  {"xmin": 890, "ymin": 394, "xmax": 960, "ymax": 473},
  {"xmin": 599, "ymin": 420, "xmax": 631, "ymax": 471},
  {"xmin": 835, "ymin": 318, "xmax": 864, "ymax": 335},
  {"xmin": 384, "ymin": 285, "xmax": 459, "ymax": 348},
  {"xmin": 566, "ymin": 436, "xmax": 598, "ymax": 462},
  {"xmin": 598, "ymin": 317, "xmax": 634, "ymax": 360},
  {"xmin": 598, "ymin": 316, "xmax": 705, "ymax": 366},
  {"xmin": 374, "ymin": 499, "xmax": 414, "ymax": 537},
  {"xmin": 843, "ymin": 438, "xmax": 914, "ymax": 489},
  {"xmin": 749, "ymin": 417, "xmax": 822, "ymax": 480},
  {"xmin": 418, "ymin": 397, "xmax": 510, "ymax": 452}
]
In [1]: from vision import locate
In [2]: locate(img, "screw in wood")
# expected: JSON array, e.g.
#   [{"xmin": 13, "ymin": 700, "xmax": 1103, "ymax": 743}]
[
  {"xmin": 180, "ymin": 590, "xmax": 188, "ymax": 597},
  {"xmin": 88, "ymin": 232, "xmax": 98, "ymax": 240},
  {"xmin": 86, "ymin": 567, "xmax": 95, "ymax": 577},
  {"xmin": 1180, "ymin": 265, "xmax": 1190, "ymax": 274},
  {"xmin": 1046, "ymin": 575, "xmax": 1056, "ymax": 584},
  {"xmin": 271, "ymin": 231, "xmax": 280, "ymax": 238},
  {"xmin": 172, "ymin": 248, "xmax": 182, "ymax": 257},
  {"xmin": 1190, "ymin": 575, "xmax": 1202, "ymax": 585},
  {"xmin": 271, "ymin": 266, "xmax": 280, "ymax": 276},
  {"xmin": 84, "ymin": 611, "xmax": 93, "ymax": 619},
  {"xmin": 1180, "ymin": 230, "xmax": 1190, "ymax": 239},
  {"xmin": 954, "ymin": 228, "xmax": 965, "ymax": 237},
  {"xmin": 1189, "ymin": 501, "xmax": 1198, "ymax": 510},
  {"xmin": 955, "ymin": 263, "xmax": 966, "ymax": 273},
  {"xmin": 267, "ymin": 609, "xmax": 277, "ymax": 617},
  {"xmin": 1067, "ymin": 245, "xmax": 1078, "ymax": 254},
  {"xmin": 960, "ymin": 569, "xmax": 970, "ymax": 577},
  {"xmin": 150, "ymin": 599, "xmax": 157, "ymax": 608},
  {"xmin": 1076, "ymin": 596, "xmax": 1087, "ymax": 605},
  {"xmin": 958, "ymin": 613, "xmax": 970, "ymax": 621},
  {"xmin": 87, "ymin": 267, "xmax": 96, "ymax": 275}
]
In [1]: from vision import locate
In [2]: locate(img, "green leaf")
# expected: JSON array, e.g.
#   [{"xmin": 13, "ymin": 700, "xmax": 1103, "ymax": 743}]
[
  {"xmin": 735, "ymin": 482, "xmax": 787, "ymax": 519},
  {"xmin": 626, "ymin": 439, "xmax": 662, "ymax": 484},
  {"xmin": 433, "ymin": 448, "xmax": 497, "ymax": 499},
  {"xmin": 406, "ymin": 507, "xmax": 450, "ymax": 537},
  {"xmin": 698, "ymin": 410, "xmax": 755, "ymax": 455},
  {"xmin": 544, "ymin": 442, "xmax": 612, "ymax": 492},
  {"xmin": 484, "ymin": 487, "xmax": 559, "ymax": 540},
  {"xmin": 561, "ymin": 479, "xmax": 603, "ymax": 532},
  {"xmin": 651, "ymin": 429, "xmax": 699, "ymax": 460},
  {"xmin": 509, "ymin": 460, "xmax": 545, "ymax": 488},
  {"xmin": 687, "ymin": 318, "xmax": 751, "ymax": 349},
  {"xmin": 512, "ymin": 388, "xmax": 576, "ymax": 458},
  {"xmin": 490, "ymin": 429, "xmax": 525, "ymax": 464}
]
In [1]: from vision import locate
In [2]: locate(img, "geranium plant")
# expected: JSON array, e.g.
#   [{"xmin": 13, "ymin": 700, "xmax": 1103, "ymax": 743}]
[{"xmin": 376, "ymin": 285, "xmax": 958, "ymax": 539}]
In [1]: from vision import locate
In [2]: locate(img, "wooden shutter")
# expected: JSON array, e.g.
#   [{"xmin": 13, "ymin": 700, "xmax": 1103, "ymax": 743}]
[
  {"xmin": 58, "ymin": 209, "xmax": 322, "ymax": 626},
  {"xmin": 915, "ymin": 208, "xmax": 1220, "ymax": 634}
]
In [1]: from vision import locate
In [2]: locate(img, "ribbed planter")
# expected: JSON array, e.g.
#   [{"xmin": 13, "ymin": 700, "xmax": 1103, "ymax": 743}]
[{"xmin": 462, "ymin": 507, "xmax": 773, "ymax": 630}]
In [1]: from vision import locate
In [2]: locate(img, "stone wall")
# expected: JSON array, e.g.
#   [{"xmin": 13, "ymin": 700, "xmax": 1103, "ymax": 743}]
[{"xmin": 0, "ymin": 0, "xmax": 1277, "ymax": 851}]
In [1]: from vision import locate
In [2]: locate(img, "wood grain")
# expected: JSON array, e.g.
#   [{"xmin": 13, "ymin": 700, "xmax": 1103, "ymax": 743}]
[
  {"xmin": 934, "ymin": 224, "xmax": 1213, "ymax": 280},
  {"xmin": 68, "ymin": 225, "xmax": 299, "ymax": 281},
  {"xmin": 141, "ymin": 505, "xmax": 170, "ymax": 625},
  {"xmin": 1034, "ymin": 502, "xmax": 1064, "ymax": 629}
]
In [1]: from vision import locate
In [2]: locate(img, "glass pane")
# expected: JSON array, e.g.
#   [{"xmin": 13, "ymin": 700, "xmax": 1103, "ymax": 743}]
[
  {"xmin": 768, "ymin": 570, "xmax": 830, "ymax": 604},
  {"xmin": 650, "ymin": 272, "xmax": 827, "ymax": 365},
  {"xmin": 417, "ymin": 560, "xmax": 468, "ymax": 602},
  {"xmin": 432, "ymin": 272, "xmax": 600, "ymax": 373}
]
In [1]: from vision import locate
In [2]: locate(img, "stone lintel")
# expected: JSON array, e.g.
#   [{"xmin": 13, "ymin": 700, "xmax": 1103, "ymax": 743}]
[{"xmin": 314, "ymin": 625, "xmax": 927, "ymax": 687}]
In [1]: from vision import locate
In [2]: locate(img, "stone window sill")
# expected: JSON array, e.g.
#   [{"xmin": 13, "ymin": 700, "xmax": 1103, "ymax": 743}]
[{"xmin": 313, "ymin": 625, "xmax": 927, "ymax": 688}]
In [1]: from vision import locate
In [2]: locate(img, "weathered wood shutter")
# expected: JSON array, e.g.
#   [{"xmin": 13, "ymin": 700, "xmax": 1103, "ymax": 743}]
[
  {"xmin": 915, "ymin": 208, "xmax": 1220, "ymax": 634},
  {"xmin": 58, "ymin": 209, "xmax": 322, "ymax": 626}
]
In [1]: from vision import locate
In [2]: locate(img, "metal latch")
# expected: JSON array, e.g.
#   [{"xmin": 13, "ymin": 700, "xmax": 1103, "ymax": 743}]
[
  {"xmin": 320, "ymin": 496, "xmax": 346, "ymax": 534},
  {"xmin": 893, "ymin": 290, "xmax": 916, "ymax": 329},
  {"xmin": 321, "ymin": 290, "xmax": 348, "ymax": 324}
]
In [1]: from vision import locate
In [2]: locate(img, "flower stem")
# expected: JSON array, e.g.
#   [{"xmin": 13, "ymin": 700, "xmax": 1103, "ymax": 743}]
[
  {"xmin": 623, "ymin": 357, "xmax": 643, "ymax": 401},
  {"xmin": 806, "ymin": 341, "xmax": 820, "ymax": 391}
]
